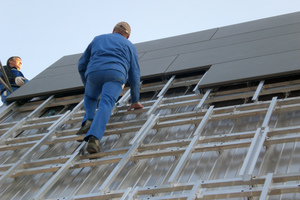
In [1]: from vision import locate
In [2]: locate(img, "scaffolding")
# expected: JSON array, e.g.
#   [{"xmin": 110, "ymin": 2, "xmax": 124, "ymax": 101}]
[{"xmin": 0, "ymin": 72, "xmax": 299, "ymax": 199}]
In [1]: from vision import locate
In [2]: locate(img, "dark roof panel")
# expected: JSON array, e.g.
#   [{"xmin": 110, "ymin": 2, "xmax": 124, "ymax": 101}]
[
  {"xmin": 166, "ymin": 31, "xmax": 300, "ymax": 74},
  {"xmin": 139, "ymin": 55, "xmax": 177, "ymax": 79},
  {"xmin": 135, "ymin": 28, "xmax": 218, "ymax": 53},
  {"xmin": 140, "ymin": 22, "xmax": 300, "ymax": 64},
  {"xmin": 8, "ymin": 70, "xmax": 82, "ymax": 100},
  {"xmin": 212, "ymin": 11, "xmax": 300, "ymax": 39},
  {"xmin": 48, "ymin": 54, "xmax": 81, "ymax": 69},
  {"xmin": 199, "ymin": 49, "xmax": 300, "ymax": 88}
]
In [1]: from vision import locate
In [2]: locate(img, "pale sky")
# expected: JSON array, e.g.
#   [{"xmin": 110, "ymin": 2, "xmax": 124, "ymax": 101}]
[{"xmin": 0, "ymin": 0, "xmax": 299, "ymax": 92}]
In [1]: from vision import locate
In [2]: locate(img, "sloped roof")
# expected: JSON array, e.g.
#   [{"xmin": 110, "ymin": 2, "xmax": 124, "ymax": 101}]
[
  {"xmin": 6, "ymin": 11, "xmax": 300, "ymax": 102},
  {"xmin": 1, "ymin": 12, "xmax": 300, "ymax": 200}
]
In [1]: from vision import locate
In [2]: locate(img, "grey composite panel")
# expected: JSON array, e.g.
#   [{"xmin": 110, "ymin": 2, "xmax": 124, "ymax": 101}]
[
  {"xmin": 141, "ymin": 22, "xmax": 300, "ymax": 63},
  {"xmin": 135, "ymin": 28, "xmax": 218, "ymax": 53},
  {"xmin": 166, "ymin": 31, "xmax": 300, "ymax": 73},
  {"xmin": 7, "ymin": 70, "xmax": 82, "ymax": 101},
  {"xmin": 212, "ymin": 11, "xmax": 300, "ymax": 39},
  {"xmin": 198, "ymin": 49, "xmax": 300, "ymax": 88},
  {"xmin": 48, "ymin": 54, "xmax": 81, "ymax": 69}
]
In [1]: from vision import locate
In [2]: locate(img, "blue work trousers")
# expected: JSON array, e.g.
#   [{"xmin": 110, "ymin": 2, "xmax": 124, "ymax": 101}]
[{"xmin": 83, "ymin": 70, "xmax": 125, "ymax": 142}]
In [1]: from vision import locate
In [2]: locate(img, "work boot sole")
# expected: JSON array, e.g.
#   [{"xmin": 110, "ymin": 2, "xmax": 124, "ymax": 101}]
[
  {"xmin": 87, "ymin": 136, "xmax": 100, "ymax": 154},
  {"xmin": 87, "ymin": 145, "xmax": 100, "ymax": 154}
]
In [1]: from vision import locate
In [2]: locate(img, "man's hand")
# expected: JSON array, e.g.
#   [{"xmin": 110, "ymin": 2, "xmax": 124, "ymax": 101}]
[
  {"xmin": 15, "ymin": 77, "xmax": 26, "ymax": 86},
  {"xmin": 127, "ymin": 102, "xmax": 143, "ymax": 111}
]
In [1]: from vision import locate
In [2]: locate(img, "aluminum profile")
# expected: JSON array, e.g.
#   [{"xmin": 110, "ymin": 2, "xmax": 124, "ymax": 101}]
[{"xmin": 0, "ymin": 71, "xmax": 300, "ymax": 199}]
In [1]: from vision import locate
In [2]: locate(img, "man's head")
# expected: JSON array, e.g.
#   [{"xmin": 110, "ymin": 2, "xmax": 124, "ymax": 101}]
[
  {"xmin": 7, "ymin": 56, "xmax": 22, "ymax": 70},
  {"xmin": 113, "ymin": 22, "xmax": 131, "ymax": 39}
]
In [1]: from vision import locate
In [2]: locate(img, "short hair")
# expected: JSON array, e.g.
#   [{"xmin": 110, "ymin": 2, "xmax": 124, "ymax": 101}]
[
  {"xmin": 114, "ymin": 22, "xmax": 131, "ymax": 37},
  {"xmin": 7, "ymin": 56, "xmax": 21, "ymax": 66}
]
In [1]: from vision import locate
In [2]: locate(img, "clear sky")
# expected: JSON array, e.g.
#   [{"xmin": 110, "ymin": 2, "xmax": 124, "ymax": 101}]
[{"xmin": 0, "ymin": 1, "xmax": 299, "ymax": 85}]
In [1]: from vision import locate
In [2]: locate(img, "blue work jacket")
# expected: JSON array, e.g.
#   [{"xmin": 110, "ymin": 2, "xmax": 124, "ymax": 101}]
[
  {"xmin": 78, "ymin": 33, "xmax": 141, "ymax": 103},
  {"xmin": 0, "ymin": 67, "xmax": 29, "ymax": 103}
]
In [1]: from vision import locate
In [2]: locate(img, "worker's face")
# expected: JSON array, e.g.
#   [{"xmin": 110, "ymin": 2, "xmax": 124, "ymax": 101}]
[{"xmin": 9, "ymin": 58, "xmax": 22, "ymax": 70}]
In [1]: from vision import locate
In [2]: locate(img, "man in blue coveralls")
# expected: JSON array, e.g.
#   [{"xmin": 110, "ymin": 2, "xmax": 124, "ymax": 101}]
[
  {"xmin": 77, "ymin": 22, "xmax": 143, "ymax": 154},
  {"xmin": 0, "ymin": 56, "xmax": 29, "ymax": 104}
]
